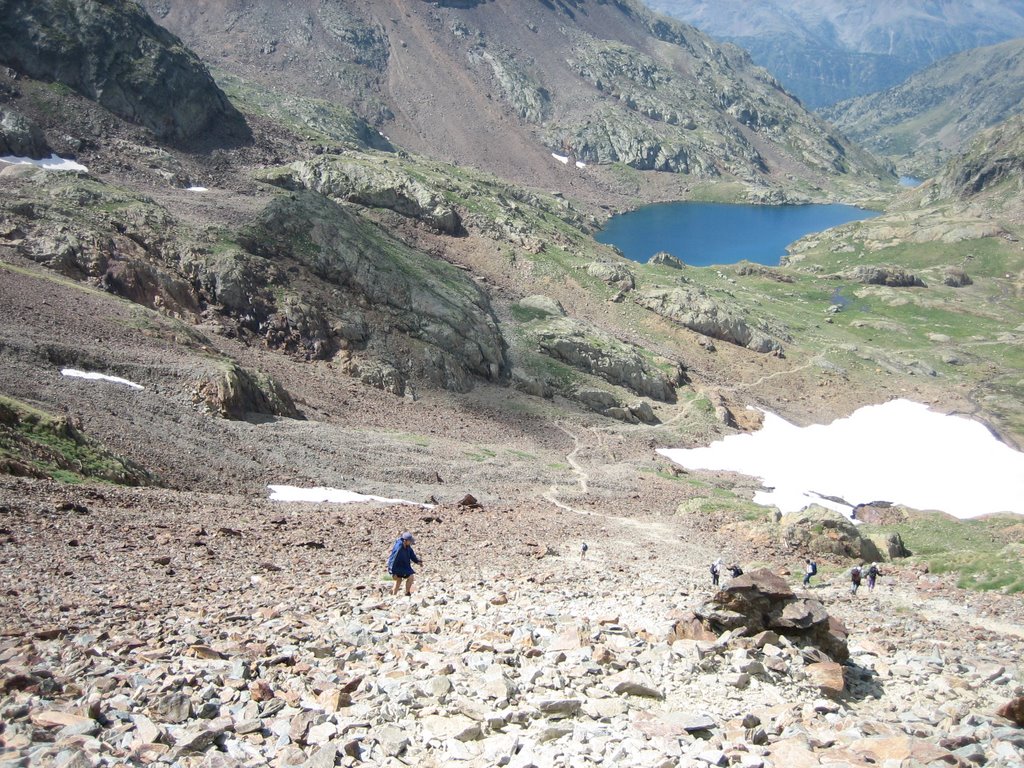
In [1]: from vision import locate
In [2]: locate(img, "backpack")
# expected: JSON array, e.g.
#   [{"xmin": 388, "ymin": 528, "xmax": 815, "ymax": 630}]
[{"xmin": 809, "ymin": 561, "xmax": 817, "ymax": 575}]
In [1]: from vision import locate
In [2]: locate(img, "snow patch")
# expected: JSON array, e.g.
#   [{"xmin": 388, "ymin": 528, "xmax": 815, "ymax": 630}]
[
  {"xmin": 61, "ymin": 368, "xmax": 144, "ymax": 390},
  {"xmin": 575, "ymin": 160, "xmax": 587, "ymax": 169},
  {"xmin": 1, "ymin": 153, "xmax": 88, "ymax": 172},
  {"xmin": 658, "ymin": 399, "xmax": 1024, "ymax": 520},
  {"xmin": 186, "ymin": 186, "xmax": 209, "ymax": 192},
  {"xmin": 551, "ymin": 153, "xmax": 569, "ymax": 164},
  {"xmin": 268, "ymin": 485, "xmax": 433, "ymax": 508}
]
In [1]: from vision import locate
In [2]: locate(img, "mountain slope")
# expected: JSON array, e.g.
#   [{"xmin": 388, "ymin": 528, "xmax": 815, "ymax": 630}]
[
  {"xmin": 646, "ymin": 0, "xmax": 1024, "ymax": 107},
  {"xmin": 0, "ymin": 0, "xmax": 249, "ymax": 146},
  {"xmin": 142, "ymin": 0, "xmax": 891, "ymax": 202},
  {"xmin": 821, "ymin": 38, "xmax": 1024, "ymax": 179}
]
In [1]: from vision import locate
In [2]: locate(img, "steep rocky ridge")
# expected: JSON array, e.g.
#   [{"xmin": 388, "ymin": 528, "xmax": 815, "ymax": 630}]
[
  {"xmin": 822, "ymin": 38, "xmax": 1024, "ymax": 179},
  {"xmin": 647, "ymin": 0, "xmax": 1024, "ymax": 108},
  {"xmin": 141, "ymin": 0, "xmax": 892, "ymax": 202},
  {"xmin": 0, "ymin": 0, "xmax": 249, "ymax": 147}
]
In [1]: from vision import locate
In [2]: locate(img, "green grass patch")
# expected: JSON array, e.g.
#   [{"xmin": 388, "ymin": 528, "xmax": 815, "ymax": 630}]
[
  {"xmin": 861, "ymin": 512, "xmax": 1024, "ymax": 593},
  {"xmin": 0, "ymin": 396, "xmax": 153, "ymax": 486}
]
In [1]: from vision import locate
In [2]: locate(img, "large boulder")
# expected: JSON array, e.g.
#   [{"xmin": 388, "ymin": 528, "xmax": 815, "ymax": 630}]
[
  {"xmin": 0, "ymin": 106, "xmax": 50, "ymax": 158},
  {"xmin": 838, "ymin": 265, "xmax": 925, "ymax": 287},
  {"xmin": 196, "ymin": 363, "xmax": 301, "ymax": 421},
  {"xmin": 635, "ymin": 286, "xmax": 783, "ymax": 354},
  {"xmin": 585, "ymin": 261, "xmax": 635, "ymax": 291},
  {"xmin": 866, "ymin": 531, "xmax": 910, "ymax": 560},
  {"xmin": 681, "ymin": 568, "xmax": 849, "ymax": 662},
  {"xmin": 780, "ymin": 505, "xmax": 883, "ymax": 562},
  {"xmin": 649, "ymin": 251, "xmax": 684, "ymax": 269},
  {"xmin": 0, "ymin": 0, "xmax": 248, "ymax": 145}
]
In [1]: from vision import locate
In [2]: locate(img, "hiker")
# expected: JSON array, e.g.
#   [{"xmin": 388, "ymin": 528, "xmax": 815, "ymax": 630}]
[
  {"xmin": 803, "ymin": 558, "xmax": 817, "ymax": 586},
  {"xmin": 727, "ymin": 564, "xmax": 743, "ymax": 578},
  {"xmin": 866, "ymin": 563, "xmax": 881, "ymax": 591},
  {"xmin": 710, "ymin": 559, "xmax": 721, "ymax": 587},
  {"xmin": 850, "ymin": 564, "xmax": 862, "ymax": 594},
  {"xmin": 387, "ymin": 531, "xmax": 422, "ymax": 596},
  {"xmin": 581, "ymin": 542, "xmax": 588, "ymax": 560}
]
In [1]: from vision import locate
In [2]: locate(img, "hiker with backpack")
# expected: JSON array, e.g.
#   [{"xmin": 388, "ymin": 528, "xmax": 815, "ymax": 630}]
[
  {"xmin": 850, "ymin": 564, "xmax": 863, "ymax": 594},
  {"xmin": 727, "ymin": 564, "xmax": 743, "ymax": 579},
  {"xmin": 710, "ymin": 559, "xmax": 721, "ymax": 587},
  {"xmin": 803, "ymin": 558, "xmax": 817, "ymax": 586},
  {"xmin": 387, "ymin": 531, "xmax": 422, "ymax": 597},
  {"xmin": 866, "ymin": 563, "xmax": 881, "ymax": 591}
]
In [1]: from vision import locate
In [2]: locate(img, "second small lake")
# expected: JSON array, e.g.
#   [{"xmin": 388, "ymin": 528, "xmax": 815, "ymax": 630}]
[{"xmin": 595, "ymin": 201, "xmax": 880, "ymax": 266}]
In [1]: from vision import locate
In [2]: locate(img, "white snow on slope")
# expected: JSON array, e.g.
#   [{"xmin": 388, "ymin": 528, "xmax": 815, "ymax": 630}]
[
  {"xmin": 1, "ymin": 154, "xmax": 88, "ymax": 172},
  {"xmin": 61, "ymin": 368, "xmax": 144, "ymax": 390},
  {"xmin": 658, "ymin": 399, "xmax": 1024, "ymax": 519},
  {"xmin": 268, "ymin": 485, "xmax": 433, "ymax": 508}
]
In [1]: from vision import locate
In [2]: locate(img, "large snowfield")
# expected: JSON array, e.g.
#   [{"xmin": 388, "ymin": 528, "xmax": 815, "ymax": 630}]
[{"xmin": 658, "ymin": 399, "xmax": 1024, "ymax": 520}]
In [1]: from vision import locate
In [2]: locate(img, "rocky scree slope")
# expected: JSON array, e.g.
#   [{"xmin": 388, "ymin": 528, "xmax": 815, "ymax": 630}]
[
  {"xmin": 646, "ymin": 0, "xmax": 1024, "ymax": 108},
  {"xmin": 141, "ymin": 0, "xmax": 892, "ymax": 202},
  {"xmin": 1, "ymin": 481, "xmax": 1023, "ymax": 767},
  {"xmin": 0, "ymin": 0, "xmax": 249, "ymax": 147},
  {"xmin": 821, "ymin": 38, "xmax": 1024, "ymax": 179}
]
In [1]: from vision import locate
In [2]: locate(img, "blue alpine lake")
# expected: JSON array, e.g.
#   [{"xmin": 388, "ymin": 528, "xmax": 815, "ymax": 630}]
[{"xmin": 595, "ymin": 201, "xmax": 880, "ymax": 266}]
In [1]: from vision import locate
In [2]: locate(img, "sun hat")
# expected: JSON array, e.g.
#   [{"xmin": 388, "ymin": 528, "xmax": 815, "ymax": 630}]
[{"xmin": 401, "ymin": 531, "xmax": 415, "ymax": 543}]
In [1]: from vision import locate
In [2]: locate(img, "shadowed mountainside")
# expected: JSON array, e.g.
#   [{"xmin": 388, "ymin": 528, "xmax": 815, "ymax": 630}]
[{"xmin": 821, "ymin": 38, "xmax": 1024, "ymax": 179}]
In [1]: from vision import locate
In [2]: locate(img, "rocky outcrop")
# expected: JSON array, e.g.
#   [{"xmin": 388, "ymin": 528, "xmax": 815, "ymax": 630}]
[
  {"xmin": 196, "ymin": 363, "xmax": 300, "ymax": 421},
  {"xmin": 260, "ymin": 155, "xmax": 462, "ymax": 235},
  {"xmin": 935, "ymin": 112, "xmax": 1024, "ymax": 202},
  {"xmin": 649, "ymin": 251, "xmax": 684, "ymax": 269},
  {"xmin": 475, "ymin": 50, "xmax": 550, "ymax": 124},
  {"xmin": 636, "ymin": 286, "xmax": 783, "ymax": 354},
  {"xmin": 584, "ymin": 261, "xmax": 634, "ymax": 291},
  {"xmin": 942, "ymin": 267, "xmax": 973, "ymax": 287},
  {"xmin": 241, "ymin": 191, "xmax": 507, "ymax": 391},
  {"xmin": 0, "ymin": 396, "xmax": 153, "ymax": 485},
  {"xmin": 0, "ymin": 107, "xmax": 49, "ymax": 158},
  {"xmin": 779, "ymin": 505, "xmax": 883, "ymax": 562},
  {"xmin": 680, "ymin": 569, "xmax": 849, "ymax": 663},
  {"xmin": 839, "ymin": 266, "xmax": 925, "ymax": 287},
  {"xmin": 574, "ymin": 388, "xmax": 659, "ymax": 425},
  {"xmin": 867, "ymin": 531, "xmax": 911, "ymax": 560},
  {"xmin": 533, "ymin": 316, "xmax": 679, "ymax": 403},
  {"xmin": 0, "ymin": 0, "xmax": 248, "ymax": 145},
  {"xmin": 515, "ymin": 295, "xmax": 565, "ymax": 319}
]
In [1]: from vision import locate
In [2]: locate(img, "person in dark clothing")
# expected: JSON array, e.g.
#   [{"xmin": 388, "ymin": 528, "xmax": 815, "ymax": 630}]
[
  {"xmin": 850, "ymin": 564, "xmax": 863, "ymax": 594},
  {"xmin": 727, "ymin": 564, "xmax": 743, "ymax": 578},
  {"xmin": 387, "ymin": 531, "xmax": 422, "ymax": 596},
  {"xmin": 866, "ymin": 563, "xmax": 881, "ymax": 591},
  {"xmin": 710, "ymin": 560, "xmax": 721, "ymax": 586}
]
